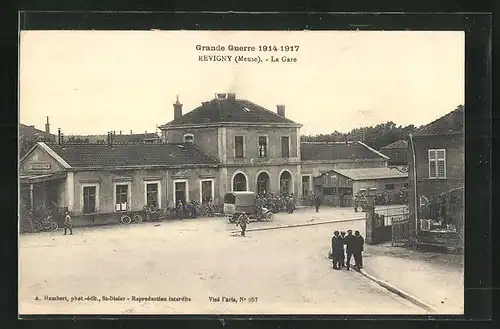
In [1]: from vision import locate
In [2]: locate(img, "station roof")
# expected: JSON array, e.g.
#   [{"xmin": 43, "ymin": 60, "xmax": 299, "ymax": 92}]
[
  {"xmin": 26, "ymin": 142, "xmax": 218, "ymax": 169},
  {"xmin": 163, "ymin": 96, "xmax": 298, "ymax": 126},
  {"xmin": 325, "ymin": 167, "xmax": 408, "ymax": 181}
]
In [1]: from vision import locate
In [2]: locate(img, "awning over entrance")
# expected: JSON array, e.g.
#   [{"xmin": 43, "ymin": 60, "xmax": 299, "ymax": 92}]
[{"xmin": 19, "ymin": 171, "xmax": 67, "ymax": 184}]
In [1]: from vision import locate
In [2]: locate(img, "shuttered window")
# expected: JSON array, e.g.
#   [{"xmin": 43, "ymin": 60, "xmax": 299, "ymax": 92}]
[{"xmin": 428, "ymin": 149, "xmax": 446, "ymax": 179}]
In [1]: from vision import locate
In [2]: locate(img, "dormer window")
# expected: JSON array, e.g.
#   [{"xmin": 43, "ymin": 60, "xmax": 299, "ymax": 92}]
[{"xmin": 183, "ymin": 133, "xmax": 194, "ymax": 143}]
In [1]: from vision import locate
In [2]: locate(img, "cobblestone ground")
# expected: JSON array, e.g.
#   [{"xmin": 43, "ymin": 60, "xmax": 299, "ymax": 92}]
[{"xmin": 19, "ymin": 213, "xmax": 425, "ymax": 315}]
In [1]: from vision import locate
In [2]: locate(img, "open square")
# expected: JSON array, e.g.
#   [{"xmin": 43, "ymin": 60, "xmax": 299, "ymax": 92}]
[{"xmin": 19, "ymin": 212, "xmax": 427, "ymax": 315}]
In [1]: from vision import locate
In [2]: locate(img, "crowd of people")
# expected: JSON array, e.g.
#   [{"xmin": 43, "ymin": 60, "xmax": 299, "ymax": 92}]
[
  {"xmin": 174, "ymin": 199, "xmax": 215, "ymax": 219},
  {"xmin": 254, "ymin": 192, "xmax": 297, "ymax": 217},
  {"xmin": 330, "ymin": 229, "xmax": 365, "ymax": 271}
]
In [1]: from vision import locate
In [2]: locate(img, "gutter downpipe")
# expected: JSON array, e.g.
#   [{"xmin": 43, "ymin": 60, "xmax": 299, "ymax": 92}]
[{"xmin": 408, "ymin": 133, "xmax": 418, "ymax": 238}]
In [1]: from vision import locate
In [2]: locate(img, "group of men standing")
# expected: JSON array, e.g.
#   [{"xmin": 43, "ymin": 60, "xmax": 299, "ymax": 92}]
[
  {"xmin": 330, "ymin": 229, "xmax": 364, "ymax": 271},
  {"xmin": 254, "ymin": 193, "xmax": 296, "ymax": 216}
]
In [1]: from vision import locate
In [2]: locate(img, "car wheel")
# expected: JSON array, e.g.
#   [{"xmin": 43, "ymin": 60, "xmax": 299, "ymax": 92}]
[
  {"xmin": 120, "ymin": 215, "xmax": 132, "ymax": 224},
  {"xmin": 133, "ymin": 214, "xmax": 143, "ymax": 223}
]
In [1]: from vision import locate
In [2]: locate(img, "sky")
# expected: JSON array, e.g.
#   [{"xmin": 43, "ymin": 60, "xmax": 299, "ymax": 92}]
[{"xmin": 20, "ymin": 30, "xmax": 464, "ymax": 136}]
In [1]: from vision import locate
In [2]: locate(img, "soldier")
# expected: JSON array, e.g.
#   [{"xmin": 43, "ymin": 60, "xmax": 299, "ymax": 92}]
[
  {"xmin": 238, "ymin": 212, "xmax": 249, "ymax": 237},
  {"xmin": 344, "ymin": 229, "xmax": 357, "ymax": 270},
  {"xmin": 63, "ymin": 211, "xmax": 73, "ymax": 235},
  {"xmin": 360, "ymin": 194, "xmax": 367, "ymax": 212},
  {"xmin": 354, "ymin": 230, "xmax": 365, "ymax": 270},
  {"xmin": 287, "ymin": 194, "xmax": 295, "ymax": 214},
  {"xmin": 314, "ymin": 194, "xmax": 322, "ymax": 212},
  {"xmin": 354, "ymin": 193, "xmax": 360, "ymax": 212},
  {"xmin": 176, "ymin": 200, "xmax": 184, "ymax": 219},
  {"xmin": 255, "ymin": 195, "xmax": 265, "ymax": 220}
]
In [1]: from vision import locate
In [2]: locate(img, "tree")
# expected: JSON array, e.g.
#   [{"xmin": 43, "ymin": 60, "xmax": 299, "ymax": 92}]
[{"xmin": 301, "ymin": 121, "xmax": 420, "ymax": 150}]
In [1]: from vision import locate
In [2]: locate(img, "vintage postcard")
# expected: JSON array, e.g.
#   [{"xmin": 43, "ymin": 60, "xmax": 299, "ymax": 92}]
[{"xmin": 19, "ymin": 30, "xmax": 465, "ymax": 315}]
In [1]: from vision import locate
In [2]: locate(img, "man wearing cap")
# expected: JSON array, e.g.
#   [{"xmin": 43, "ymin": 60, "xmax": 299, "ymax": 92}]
[
  {"xmin": 339, "ymin": 231, "xmax": 347, "ymax": 268},
  {"xmin": 238, "ymin": 212, "xmax": 249, "ymax": 237},
  {"xmin": 331, "ymin": 231, "xmax": 344, "ymax": 270},
  {"xmin": 354, "ymin": 230, "xmax": 365, "ymax": 270},
  {"xmin": 63, "ymin": 211, "xmax": 73, "ymax": 235},
  {"xmin": 344, "ymin": 229, "xmax": 357, "ymax": 270}
]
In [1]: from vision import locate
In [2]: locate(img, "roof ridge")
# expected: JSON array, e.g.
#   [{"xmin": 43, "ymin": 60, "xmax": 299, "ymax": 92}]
[
  {"xmin": 414, "ymin": 106, "xmax": 464, "ymax": 136},
  {"xmin": 357, "ymin": 141, "xmax": 390, "ymax": 160},
  {"xmin": 380, "ymin": 139, "xmax": 408, "ymax": 149}
]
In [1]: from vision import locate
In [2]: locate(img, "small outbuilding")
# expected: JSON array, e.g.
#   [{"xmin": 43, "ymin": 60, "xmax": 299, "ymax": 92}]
[{"xmin": 313, "ymin": 167, "xmax": 408, "ymax": 207}]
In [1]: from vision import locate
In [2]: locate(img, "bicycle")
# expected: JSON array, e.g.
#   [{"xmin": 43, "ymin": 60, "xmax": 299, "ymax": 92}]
[
  {"xmin": 120, "ymin": 211, "xmax": 144, "ymax": 225},
  {"xmin": 33, "ymin": 215, "xmax": 59, "ymax": 232}
]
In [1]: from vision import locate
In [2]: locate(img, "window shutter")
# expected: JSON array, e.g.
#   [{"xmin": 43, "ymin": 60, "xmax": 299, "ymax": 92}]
[
  {"xmin": 437, "ymin": 149, "xmax": 446, "ymax": 178},
  {"xmin": 428, "ymin": 150, "xmax": 437, "ymax": 178}
]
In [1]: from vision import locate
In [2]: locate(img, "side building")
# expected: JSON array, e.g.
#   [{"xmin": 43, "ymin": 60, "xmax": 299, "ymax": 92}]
[
  {"xmin": 19, "ymin": 136, "xmax": 218, "ymax": 227},
  {"xmin": 407, "ymin": 105, "xmax": 464, "ymax": 249},
  {"xmin": 300, "ymin": 141, "xmax": 390, "ymax": 199},
  {"xmin": 313, "ymin": 167, "xmax": 408, "ymax": 206}
]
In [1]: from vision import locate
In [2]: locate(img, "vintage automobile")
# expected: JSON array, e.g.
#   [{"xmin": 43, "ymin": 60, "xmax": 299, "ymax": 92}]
[{"xmin": 223, "ymin": 191, "xmax": 274, "ymax": 223}]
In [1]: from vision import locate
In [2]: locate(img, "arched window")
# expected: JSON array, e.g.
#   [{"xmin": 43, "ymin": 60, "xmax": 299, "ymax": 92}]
[
  {"xmin": 233, "ymin": 173, "xmax": 247, "ymax": 191},
  {"xmin": 279, "ymin": 171, "xmax": 292, "ymax": 195}
]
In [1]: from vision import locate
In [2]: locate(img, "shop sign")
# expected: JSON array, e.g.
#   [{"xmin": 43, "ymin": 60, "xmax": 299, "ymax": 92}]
[{"xmin": 30, "ymin": 163, "xmax": 51, "ymax": 171}]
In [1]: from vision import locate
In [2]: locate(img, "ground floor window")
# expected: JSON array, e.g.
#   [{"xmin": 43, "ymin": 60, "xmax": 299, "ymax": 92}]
[
  {"xmin": 323, "ymin": 187, "xmax": 335, "ymax": 195},
  {"xmin": 146, "ymin": 182, "xmax": 159, "ymax": 208},
  {"xmin": 302, "ymin": 175, "xmax": 311, "ymax": 197},
  {"xmin": 115, "ymin": 184, "xmax": 129, "ymax": 211},
  {"xmin": 200, "ymin": 179, "xmax": 213, "ymax": 203},
  {"xmin": 83, "ymin": 186, "xmax": 97, "ymax": 214},
  {"xmin": 174, "ymin": 180, "xmax": 188, "ymax": 205},
  {"xmin": 418, "ymin": 187, "xmax": 464, "ymax": 233},
  {"xmin": 279, "ymin": 171, "xmax": 292, "ymax": 194}
]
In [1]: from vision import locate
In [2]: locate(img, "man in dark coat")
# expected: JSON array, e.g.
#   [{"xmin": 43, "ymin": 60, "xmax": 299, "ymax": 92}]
[
  {"xmin": 331, "ymin": 231, "xmax": 344, "ymax": 270},
  {"xmin": 354, "ymin": 230, "xmax": 365, "ymax": 270},
  {"xmin": 339, "ymin": 231, "xmax": 346, "ymax": 268},
  {"xmin": 314, "ymin": 195, "xmax": 322, "ymax": 212},
  {"xmin": 288, "ymin": 194, "xmax": 295, "ymax": 214},
  {"xmin": 344, "ymin": 229, "xmax": 357, "ymax": 270}
]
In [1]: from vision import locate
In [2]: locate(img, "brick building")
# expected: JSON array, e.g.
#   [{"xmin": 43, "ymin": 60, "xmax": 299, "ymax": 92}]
[{"xmin": 407, "ymin": 105, "xmax": 464, "ymax": 249}]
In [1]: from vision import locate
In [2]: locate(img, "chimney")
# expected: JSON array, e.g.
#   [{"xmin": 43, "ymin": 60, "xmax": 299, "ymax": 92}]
[
  {"xmin": 227, "ymin": 93, "xmax": 236, "ymax": 100},
  {"xmin": 119, "ymin": 130, "xmax": 122, "ymax": 135},
  {"xmin": 173, "ymin": 95, "xmax": 183, "ymax": 120},
  {"xmin": 57, "ymin": 128, "xmax": 62, "ymax": 145},
  {"xmin": 45, "ymin": 116, "xmax": 50, "ymax": 134},
  {"xmin": 130, "ymin": 130, "xmax": 133, "ymax": 135},
  {"xmin": 277, "ymin": 105, "xmax": 286, "ymax": 117},
  {"xmin": 107, "ymin": 132, "xmax": 113, "ymax": 146}
]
